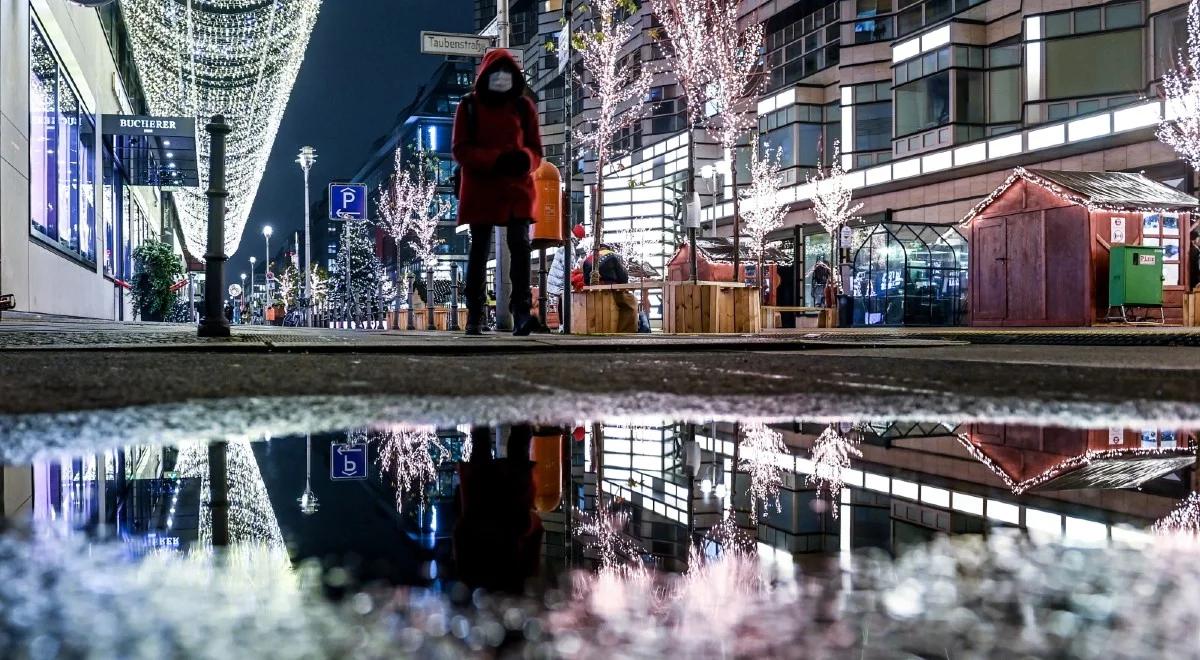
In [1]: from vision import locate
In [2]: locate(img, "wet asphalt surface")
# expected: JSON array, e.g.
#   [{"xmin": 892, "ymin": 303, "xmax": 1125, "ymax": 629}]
[{"xmin": 1, "ymin": 344, "xmax": 1198, "ymax": 416}]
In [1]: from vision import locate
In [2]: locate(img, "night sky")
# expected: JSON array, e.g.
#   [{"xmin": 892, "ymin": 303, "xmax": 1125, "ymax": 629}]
[{"xmin": 227, "ymin": 0, "xmax": 473, "ymax": 286}]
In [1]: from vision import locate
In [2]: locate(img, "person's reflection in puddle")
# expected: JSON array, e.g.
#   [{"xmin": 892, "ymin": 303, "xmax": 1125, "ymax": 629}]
[{"xmin": 453, "ymin": 425, "xmax": 544, "ymax": 592}]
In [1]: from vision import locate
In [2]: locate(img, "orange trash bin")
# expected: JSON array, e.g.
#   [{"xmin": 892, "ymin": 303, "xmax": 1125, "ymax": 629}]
[{"xmin": 530, "ymin": 161, "xmax": 563, "ymax": 250}]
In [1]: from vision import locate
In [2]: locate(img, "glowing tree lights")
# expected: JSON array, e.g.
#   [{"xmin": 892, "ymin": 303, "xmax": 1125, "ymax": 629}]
[
  {"xmin": 739, "ymin": 143, "xmax": 787, "ymax": 285},
  {"xmin": 374, "ymin": 426, "xmax": 448, "ymax": 514},
  {"xmin": 650, "ymin": 0, "xmax": 713, "ymax": 127},
  {"xmin": 1157, "ymin": 0, "xmax": 1200, "ymax": 169},
  {"xmin": 576, "ymin": 0, "xmax": 654, "ymax": 282},
  {"xmin": 121, "ymin": 0, "xmax": 322, "ymax": 259},
  {"xmin": 574, "ymin": 504, "xmax": 645, "ymax": 570},
  {"xmin": 738, "ymin": 422, "xmax": 788, "ymax": 522},
  {"xmin": 806, "ymin": 425, "xmax": 862, "ymax": 516},
  {"xmin": 1153, "ymin": 492, "xmax": 1200, "ymax": 537},
  {"xmin": 175, "ymin": 440, "xmax": 286, "ymax": 551},
  {"xmin": 697, "ymin": 0, "xmax": 764, "ymax": 275},
  {"xmin": 809, "ymin": 141, "xmax": 863, "ymax": 294}
]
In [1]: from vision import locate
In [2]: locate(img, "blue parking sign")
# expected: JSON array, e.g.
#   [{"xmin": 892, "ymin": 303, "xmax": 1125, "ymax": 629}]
[
  {"xmin": 330, "ymin": 443, "xmax": 368, "ymax": 480},
  {"xmin": 329, "ymin": 183, "xmax": 368, "ymax": 221}
]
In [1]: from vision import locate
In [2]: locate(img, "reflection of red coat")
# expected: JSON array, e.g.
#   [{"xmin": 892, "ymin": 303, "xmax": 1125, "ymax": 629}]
[
  {"xmin": 451, "ymin": 50, "xmax": 543, "ymax": 226},
  {"xmin": 454, "ymin": 459, "xmax": 544, "ymax": 591}
]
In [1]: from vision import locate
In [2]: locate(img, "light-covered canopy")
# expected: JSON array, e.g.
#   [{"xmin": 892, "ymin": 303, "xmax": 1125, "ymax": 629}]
[{"xmin": 121, "ymin": 0, "xmax": 322, "ymax": 259}]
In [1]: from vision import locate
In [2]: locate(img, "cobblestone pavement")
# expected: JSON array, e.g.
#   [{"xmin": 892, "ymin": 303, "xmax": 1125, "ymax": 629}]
[{"xmin": 2, "ymin": 312, "xmax": 1199, "ymax": 350}]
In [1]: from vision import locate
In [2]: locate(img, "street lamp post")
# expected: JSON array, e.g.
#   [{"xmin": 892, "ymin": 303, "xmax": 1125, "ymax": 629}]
[
  {"xmin": 239, "ymin": 273, "xmax": 247, "ymax": 324},
  {"xmin": 263, "ymin": 225, "xmax": 273, "ymax": 317},
  {"xmin": 249, "ymin": 256, "xmax": 257, "ymax": 324},
  {"xmin": 296, "ymin": 147, "xmax": 317, "ymax": 327}
]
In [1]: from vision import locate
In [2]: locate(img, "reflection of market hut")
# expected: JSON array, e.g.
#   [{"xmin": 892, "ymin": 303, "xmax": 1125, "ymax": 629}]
[
  {"xmin": 846, "ymin": 221, "xmax": 968, "ymax": 326},
  {"xmin": 666, "ymin": 237, "xmax": 791, "ymax": 303},
  {"xmin": 962, "ymin": 168, "xmax": 1197, "ymax": 326},
  {"xmin": 959, "ymin": 424, "xmax": 1196, "ymax": 494}
]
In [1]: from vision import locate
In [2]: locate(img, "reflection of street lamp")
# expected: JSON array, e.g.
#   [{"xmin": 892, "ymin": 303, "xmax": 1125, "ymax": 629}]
[
  {"xmin": 263, "ymin": 225, "xmax": 274, "ymax": 307},
  {"xmin": 249, "ymin": 256, "xmax": 257, "ymax": 324},
  {"xmin": 298, "ymin": 433, "xmax": 319, "ymax": 515},
  {"xmin": 296, "ymin": 146, "xmax": 317, "ymax": 327}
]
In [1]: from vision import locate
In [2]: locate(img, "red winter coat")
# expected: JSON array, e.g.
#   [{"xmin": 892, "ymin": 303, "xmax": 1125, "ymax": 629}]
[{"xmin": 452, "ymin": 50, "xmax": 543, "ymax": 226}]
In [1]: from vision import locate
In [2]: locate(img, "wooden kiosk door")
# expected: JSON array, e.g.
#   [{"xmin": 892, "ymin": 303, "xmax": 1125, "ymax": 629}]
[{"xmin": 972, "ymin": 217, "xmax": 1008, "ymax": 324}]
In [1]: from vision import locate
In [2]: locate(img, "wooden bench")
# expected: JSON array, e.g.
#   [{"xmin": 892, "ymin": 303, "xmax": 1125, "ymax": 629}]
[{"xmin": 761, "ymin": 305, "xmax": 832, "ymax": 330}]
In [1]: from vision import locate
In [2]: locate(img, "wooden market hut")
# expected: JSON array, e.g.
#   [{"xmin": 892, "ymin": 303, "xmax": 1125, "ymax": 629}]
[
  {"xmin": 666, "ymin": 237, "xmax": 790, "ymax": 303},
  {"xmin": 961, "ymin": 168, "xmax": 1197, "ymax": 326}
]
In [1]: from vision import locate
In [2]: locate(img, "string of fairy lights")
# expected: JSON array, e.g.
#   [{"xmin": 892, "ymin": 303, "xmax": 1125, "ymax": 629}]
[{"xmin": 120, "ymin": 0, "xmax": 322, "ymax": 259}]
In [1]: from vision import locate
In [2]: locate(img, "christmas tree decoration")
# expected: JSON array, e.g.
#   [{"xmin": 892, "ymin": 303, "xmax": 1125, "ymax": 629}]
[
  {"xmin": 808, "ymin": 141, "xmax": 863, "ymax": 293},
  {"xmin": 120, "ymin": 0, "xmax": 322, "ymax": 259},
  {"xmin": 330, "ymin": 221, "xmax": 391, "ymax": 323},
  {"xmin": 575, "ymin": 0, "xmax": 654, "ymax": 282},
  {"xmin": 806, "ymin": 426, "xmax": 862, "ymax": 517},
  {"xmin": 738, "ymin": 422, "xmax": 788, "ymax": 522},
  {"xmin": 1157, "ymin": 0, "xmax": 1200, "ymax": 170}
]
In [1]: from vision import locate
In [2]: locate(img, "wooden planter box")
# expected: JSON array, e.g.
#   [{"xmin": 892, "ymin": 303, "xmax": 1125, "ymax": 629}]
[
  {"xmin": 663, "ymin": 282, "xmax": 761, "ymax": 334},
  {"xmin": 1183, "ymin": 291, "xmax": 1200, "ymax": 327},
  {"xmin": 570, "ymin": 289, "xmax": 630, "ymax": 334}
]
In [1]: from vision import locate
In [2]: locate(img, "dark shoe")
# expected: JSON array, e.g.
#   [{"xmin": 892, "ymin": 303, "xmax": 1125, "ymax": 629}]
[
  {"xmin": 464, "ymin": 323, "xmax": 484, "ymax": 336},
  {"xmin": 512, "ymin": 313, "xmax": 539, "ymax": 337}
]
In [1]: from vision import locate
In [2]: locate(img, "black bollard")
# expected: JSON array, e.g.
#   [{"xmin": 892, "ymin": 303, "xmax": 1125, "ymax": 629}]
[
  {"xmin": 208, "ymin": 440, "xmax": 229, "ymax": 548},
  {"xmin": 448, "ymin": 262, "xmax": 461, "ymax": 331},
  {"xmin": 406, "ymin": 267, "xmax": 417, "ymax": 331},
  {"xmin": 198, "ymin": 115, "xmax": 232, "ymax": 337},
  {"xmin": 538, "ymin": 249, "xmax": 549, "ymax": 331},
  {"xmin": 425, "ymin": 267, "xmax": 436, "ymax": 331}
]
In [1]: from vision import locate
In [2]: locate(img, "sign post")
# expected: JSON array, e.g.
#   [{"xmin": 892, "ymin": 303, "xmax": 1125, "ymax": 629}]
[
  {"xmin": 329, "ymin": 183, "xmax": 368, "ymax": 326},
  {"xmin": 330, "ymin": 443, "xmax": 368, "ymax": 480}
]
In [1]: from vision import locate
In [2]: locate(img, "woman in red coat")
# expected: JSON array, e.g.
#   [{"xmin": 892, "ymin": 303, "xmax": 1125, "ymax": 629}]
[{"xmin": 452, "ymin": 49, "xmax": 544, "ymax": 336}]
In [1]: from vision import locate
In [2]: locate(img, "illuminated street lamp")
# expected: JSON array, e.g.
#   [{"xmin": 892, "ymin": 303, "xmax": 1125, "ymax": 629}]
[
  {"xmin": 249, "ymin": 256, "xmax": 257, "ymax": 324},
  {"xmin": 296, "ymin": 146, "xmax": 317, "ymax": 327},
  {"xmin": 239, "ymin": 273, "xmax": 247, "ymax": 323},
  {"xmin": 298, "ymin": 433, "xmax": 319, "ymax": 515},
  {"xmin": 263, "ymin": 225, "xmax": 274, "ymax": 307}
]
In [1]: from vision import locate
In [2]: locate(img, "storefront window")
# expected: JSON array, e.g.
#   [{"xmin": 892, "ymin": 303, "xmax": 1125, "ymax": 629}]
[
  {"xmin": 29, "ymin": 19, "xmax": 96, "ymax": 264},
  {"xmin": 803, "ymin": 233, "xmax": 831, "ymax": 307},
  {"xmin": 1142, "ymin": 213, "xmax": 1181, "ymax": 286}
]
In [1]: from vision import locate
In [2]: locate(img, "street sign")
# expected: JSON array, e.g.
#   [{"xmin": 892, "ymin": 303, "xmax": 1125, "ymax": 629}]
[
  {"xmin": 329, "ymin": 183, "xmax": 368, "ymax": 221},
  {"xmin": 330, "ymin": 443, "xmax": 368, "ymax": 480},
  {"xmin": 420, "ymin": 31, "xmax": 494, "ymax": 58},
  {"xmin": 485, "ymin": 47, "xmax": 524, "ymax": 70}
]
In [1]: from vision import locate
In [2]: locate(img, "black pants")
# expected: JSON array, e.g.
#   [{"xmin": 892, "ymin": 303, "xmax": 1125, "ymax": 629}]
[{"xmin": 465, "ymin": 221, "xmax": 532, "ymax": 318}]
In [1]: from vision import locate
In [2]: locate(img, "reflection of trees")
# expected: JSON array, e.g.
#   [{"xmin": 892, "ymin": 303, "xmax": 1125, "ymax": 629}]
[
  {"xmin": 806, "ymin": 426, "xmax": 862, "ymax": 517},
  {"xmin": 574, "ymin": 504, "xmax": 645, "ymax": 571},
  {"xmin": 372, "ymin": 426, "xmax": 448, "ymax": 513},
  {"xmin": 1153, "ymin": 492, "xmax": 1200, "ymax": 537},
  {"xmin": 739, "ymin": 422, "xmax": 788, "ymax": 521}
]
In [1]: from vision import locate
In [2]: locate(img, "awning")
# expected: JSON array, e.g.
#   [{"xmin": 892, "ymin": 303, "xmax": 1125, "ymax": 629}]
[{"xmin": 103, "ymin": 115, "xmax": 199, "ymax": 188}]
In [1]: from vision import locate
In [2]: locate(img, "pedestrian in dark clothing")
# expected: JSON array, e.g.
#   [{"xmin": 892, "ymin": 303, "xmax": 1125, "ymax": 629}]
[
  {"xmin": 223, "ymin": 301, "xmax": 234, "ymax": 322},
  {"xmin": 452, "ymin": 49, "xmax": 544, "ymax": 336},
  {"xmin": 811, "ymin": 259, "xmax": 832, "ymax": 307},
  {"xmin": 453, "ymin": 425, "xmax": 543, "ymax": 592}
]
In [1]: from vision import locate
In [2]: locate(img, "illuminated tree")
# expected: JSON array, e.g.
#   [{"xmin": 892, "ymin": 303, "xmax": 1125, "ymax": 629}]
[
  {"xmin": 576, "ymin": 0, "xmax": 654, "ymax": 282},
  {"xmin": 374, "ymin": 426, "xmax": 449, "ymax": 514},
  {"xmin": 808, "ymin": 141, "xmax": 862, "ymax": 295},
  {"xmin": 806, "ymin": 425, "xmax": 862, "ymax": 517},
  {"xmin": 699, "ymin": 0, "xmax": 764, "ymax": 277},
  {"xmin": 1157, "ymin": 0, "xmax": 1200, "ymax": 169},
  {"xmin": 738, "ymin": 422, "xmax": 788, "ymax": 522},
  {"xmin": 376, "ymin": 148, "xmax": 449, "ymax": 297},
  {"xmin": 739, "ymin": 143, "xmax": 787, "ymax": 286},
  {"xmin": 274, "ymin": 264, "xmax": 298, "ymax": 312}
]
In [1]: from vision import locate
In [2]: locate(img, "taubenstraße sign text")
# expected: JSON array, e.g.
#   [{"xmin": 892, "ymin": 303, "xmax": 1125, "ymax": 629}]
[{"xmin": 420, "ymin": 31, "xmax": 494, "ymax": 57}]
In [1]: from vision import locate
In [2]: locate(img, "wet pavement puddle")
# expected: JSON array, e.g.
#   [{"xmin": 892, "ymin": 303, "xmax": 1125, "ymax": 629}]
[{"xmin": 2, "ymin": 413, "xmax": 1199, "ymax": 658}]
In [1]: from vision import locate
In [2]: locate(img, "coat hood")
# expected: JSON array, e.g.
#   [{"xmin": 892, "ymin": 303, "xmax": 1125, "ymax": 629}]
[{"xmin": 474, "ymin": 48, "xmax": 525, "ymax": 96}]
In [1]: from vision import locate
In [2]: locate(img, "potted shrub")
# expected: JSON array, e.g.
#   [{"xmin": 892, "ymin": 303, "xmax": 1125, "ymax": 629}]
[{"xmin": 130, "ymin": 239, "xmax": 183, "ymax": 322}]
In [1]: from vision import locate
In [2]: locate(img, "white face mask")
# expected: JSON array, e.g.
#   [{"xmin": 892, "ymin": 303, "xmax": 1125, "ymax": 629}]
[{"xmin": 487, "ymin": 70, "xmax": 514, "ymax": 93}]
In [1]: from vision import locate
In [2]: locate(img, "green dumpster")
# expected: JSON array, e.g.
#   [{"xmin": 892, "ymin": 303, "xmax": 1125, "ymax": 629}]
[{"xmin": 1109, "ymin": 245, "xmax": 1164, "ymax": 307}]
